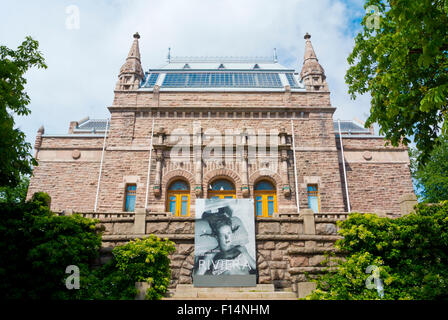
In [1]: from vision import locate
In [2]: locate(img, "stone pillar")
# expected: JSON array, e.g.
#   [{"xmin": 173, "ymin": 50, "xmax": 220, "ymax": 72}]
[
  {"xmin": 240, "ymin": 129, "xmax": 249, "ymax": 197},
  {"xmin": 153, "ymin": 127, "xmax": 165, "ymax": 197},
  {"xmin": 300, "ymin": 208, "xmax": 315, "ymax": 235},
  {"xmin": 279, "ymin": 128, "xmax": 291, "ymax": 197},
  {"xmin": 133, "ymin": 208, "xmax": 146, "ymax": 234},
  {"xmin": 193, "ymin": 122, "xmax": 203, "ymax": 197},
  {"xmin": 399, "ymin": 193, "xmax": 418, "ymax": 215},
  {"xmin": 153, "ymin": 151, "xmax": 163, "ymax": 197}
]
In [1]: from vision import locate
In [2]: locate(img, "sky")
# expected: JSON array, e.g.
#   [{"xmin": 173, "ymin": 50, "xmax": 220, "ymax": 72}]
[{"xmin": 0, "ymin": 0, "xmax": 372, "ymax": 148}]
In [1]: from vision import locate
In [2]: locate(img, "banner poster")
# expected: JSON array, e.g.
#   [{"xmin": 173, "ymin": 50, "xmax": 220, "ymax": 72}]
[{"xmin": 192, "ymin": 198, "xmax": 257, "ymax": 287}]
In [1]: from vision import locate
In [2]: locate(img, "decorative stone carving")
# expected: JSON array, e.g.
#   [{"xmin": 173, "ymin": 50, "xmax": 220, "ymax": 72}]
[
  {"xmin": 72, "ymin": 149, "xmax": 81, "ymax": 160},
  {"xmin": 153, "ymin": 185, "xmax": 161, "ymax": 197},
  {"xmin": 194, "ymin": 185, "xmax": 202, "ymax": 197},
  {"xmin": 363, "ymin": 151, "xmax": 373, "ymax": 160},
  {"xmin": 241, "ymin": 185, "xmax": 249, "ymax": 197},
  {"xmin": 283, "ymin": 185, "xmax": 291, "ymax": 197}
]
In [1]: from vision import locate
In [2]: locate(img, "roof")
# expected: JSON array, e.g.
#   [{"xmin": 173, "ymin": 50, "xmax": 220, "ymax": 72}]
[
  {"xmin": 73, "ymin": 119, "xmax": 110, "ymax": 133},
  {"xmin": 334, "ymin": 120, "xmax": 371, "ymax": 134},
  {"xmin": 139, "ymin": 56, "xmax": 305, "ymax": 91},
  {"xmin": 64, "ymin": 118, "xmax": 374, "ymax": 136}
]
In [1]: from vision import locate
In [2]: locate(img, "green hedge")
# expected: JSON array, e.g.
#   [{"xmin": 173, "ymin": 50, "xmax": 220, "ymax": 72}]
[
  {"xmin": 307, "ymin": 202, "xmax": 448, "ymax": 300},
  {"xmin": 0, "ymin": 192, "xmax": 176, "ymax": 300}
]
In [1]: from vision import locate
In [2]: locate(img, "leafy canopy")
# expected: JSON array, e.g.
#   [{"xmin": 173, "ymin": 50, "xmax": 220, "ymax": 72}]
[
  {"xmin": 0, "ymin": 36, "xmax": 46, "ymax": 187},
  {"xmin": 346, "ymin": 0, "xmax": 448, "ymax": 165},
  {"xmin": 409, "ymin": 135, "xmax": 448, "ymax": 202}
]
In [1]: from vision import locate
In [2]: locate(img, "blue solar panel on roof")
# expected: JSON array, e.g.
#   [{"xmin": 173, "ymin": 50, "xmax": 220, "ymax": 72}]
[
  {"xmin": 141, "ymin": 73, "xmax": 159, "ymax": 88},
  {"xmin": 285, "ymin": 73, "xmax": 299, "ymax": 88},
  {"xmin": 160, "ymin": 72, "xmax": 283, "ymax": 88}
]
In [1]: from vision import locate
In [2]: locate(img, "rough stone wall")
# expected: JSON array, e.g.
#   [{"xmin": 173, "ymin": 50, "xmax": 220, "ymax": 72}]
[
  {"xmin": 28, "ymin": 161, "xmax": 100, "ymax": 212},
  {"xmin": 336, "ymin": 137, "xmax": 414, "ymax": 215},
  {"xmin": 98, "ymin": 214, "xmax": 343, "ymax": 291}
]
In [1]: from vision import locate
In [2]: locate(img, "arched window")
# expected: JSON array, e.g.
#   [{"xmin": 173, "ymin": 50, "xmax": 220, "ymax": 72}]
[
  {"xmin": 166, "ymin": 180, "xmax": 190, "ymax": 216},
  {"xmin": 254, "ymin": 180, "xmax": 277, "ymax": 217},
  {"xmin": 207, "ymin": 179, "xmax": 236, "ymax": 199}
]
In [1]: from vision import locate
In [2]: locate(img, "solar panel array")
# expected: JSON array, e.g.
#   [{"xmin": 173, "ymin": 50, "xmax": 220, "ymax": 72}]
[
  {"xmin": 161, "ymin": 72, "xmax": 283, "ymax": 88},
  {"xmin": 140, "ymin": 72, "xmax": 302, "ymax": 89},
  {"xmin": 141, "ymin": 73, "xmax": 159, "ymax": 88},
  {"xmin": 285, "ymin": 73, "xmax": 299, "ymax": 88}
]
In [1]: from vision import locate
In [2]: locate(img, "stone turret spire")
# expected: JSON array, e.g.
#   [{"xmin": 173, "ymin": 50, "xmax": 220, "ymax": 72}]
[
  {"xmin": 115, "ymin": 32, "xmax": 144, "ymax": 91},
  {"xmin": 300, "ymin": 33, "xmax": 328, "ymax": 92}
]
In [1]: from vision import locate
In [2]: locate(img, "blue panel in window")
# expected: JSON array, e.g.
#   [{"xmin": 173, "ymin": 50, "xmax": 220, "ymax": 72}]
[
  {"xmin": 308, "ymin": 195, "xmax": 319, "ymax": 213},
  {"xmin": 125, "ymin": 185, "xmax": 136, "ymax": 212},
  {"xmin": 254, "ymin": 181, "xmax": 275, "ymax": 191},
  {"xmin": 169, "ymin": 180, "xmax": 189, "ymax": 191},
  {"xmin": 210, "ymin": 180, "xmax": 235, "ymax": 191},
  {"xmin": 181, "ymin": 196, "xmax": 188, "ymax": 216},
  {"xmin": 169, "ymin": 196, "xmax": 176, "ymax": 215},
  {"xmin": 267, "ymin": 196, "xmax": 274, "ymax": 216},
  {"xmin": 256, "ymin": 196, "xmax": 263, "ymax": 216}
]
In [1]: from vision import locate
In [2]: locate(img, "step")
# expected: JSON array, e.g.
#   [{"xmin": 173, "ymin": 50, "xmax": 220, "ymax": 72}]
[
  {"xmin": 174, "ymin": 284, "xmax": 275, "ymax": 293},
  {"xmin": 165, "ymin": 291, "xmax": 297, "ymax": 300},
  {"xmin": 165, "ymin": 284, "xmax": 297, "ymax": 300}
]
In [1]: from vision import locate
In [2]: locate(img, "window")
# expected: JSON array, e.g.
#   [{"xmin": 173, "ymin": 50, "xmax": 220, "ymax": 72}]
[
  {"xmin": 166, "ymin": 180, "xmax": 190, "ymax": 216},
  {"xmin": 124, "ymin": 184, "xmax": 137, "ymax": 212},
  {"xmin": 307, "ymin": 184, "xmax": 320, "ymax": 213},
  {"xmin": 254, "ymin": 180, "xmax": 277, "ymax": 217},
  {"xmin": 207, "ymin": 179, "xmax": 236, "ymax": 199}
]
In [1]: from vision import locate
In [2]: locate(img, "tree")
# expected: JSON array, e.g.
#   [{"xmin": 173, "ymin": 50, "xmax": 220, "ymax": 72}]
[
  {"xmin": 0, "ymin": 192, "xmax": 102, "ymax": 299},
  {"xmin": 410, "ymin": 135, "xmax": 448, "ymax": 202},
  {"xmin": 0, "ymin": 175, "xmax": 29, "ymax": 203},
  {"xmin": 346, "ymin": 0, "xmax": 448, "ymax": 165},
  {"xmin": 307, "ymin": 203, "xmax": 448, "ymax": 300},
  {"xmin": 0, "ymin": 36, "xmax": 47, "ymax": 187}
]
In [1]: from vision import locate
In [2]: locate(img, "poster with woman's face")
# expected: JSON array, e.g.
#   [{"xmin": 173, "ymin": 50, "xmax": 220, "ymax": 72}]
[{"xmin": 192, "ymin": 198, "xmax": 257, "ymax": 287}]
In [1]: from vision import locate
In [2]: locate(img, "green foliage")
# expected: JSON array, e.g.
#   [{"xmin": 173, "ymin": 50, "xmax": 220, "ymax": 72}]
[
  {"xmin": 0, "ymin": 175, "xmax": 29, "ymax": 203},
  {"xmin": 307, "ymin": 203, "xmax": 448, "ymax": 300},
  {"xmin": 410, "ymin": 135, "xmax": 448, "ymax": 202},
  {"xmin": 0, "ymin": 192, "xmax": 102, "ymax": 299},
  {"xmin": 113, "ymin": 236, "xmax": 176, "ymax": 300},
  {"xmin": 346, "ymin": 0, "xmax": 448, "ymax": 165},
  {"xmin": 0, "ymin": 37, "xmax": 47, "ymax": 187},
  {"xmin": 0, "ymin": 191, "xmax": 176, "ymax": 300},
  {"xmin": 78, "ymin": 236, "xmax": 176, "ymax": 300}
]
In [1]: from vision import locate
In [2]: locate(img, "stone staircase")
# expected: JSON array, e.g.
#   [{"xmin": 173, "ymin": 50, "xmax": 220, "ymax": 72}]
[{"xmin": 164, "ymin": 284, "xmax": 297, "ymax": 300}]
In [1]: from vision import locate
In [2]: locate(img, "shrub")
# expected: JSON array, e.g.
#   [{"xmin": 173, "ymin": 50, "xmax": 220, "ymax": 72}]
[
  {"xmin": 0, "ymin": 192, "xmax": 102, "ymax": 299},
  {"xmin": 78, "ymin": 236, "xmax": 176, "ymax": 300},
  {"xmin": 307, "ymin": 202, "xmax": 448, "ymax": 300},
  {"xmin": 0, "ymin": 191, "xmax": 176, "ymax": 300}
]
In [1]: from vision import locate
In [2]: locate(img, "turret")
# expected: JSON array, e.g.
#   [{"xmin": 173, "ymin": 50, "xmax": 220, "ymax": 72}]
[
  {"xmin": 115, "ymin": 32, "xmax": 144, "ymax": 91},
  {"xmin": 300, "ymin": 33, "xmax": 328, "ymax": 92}
]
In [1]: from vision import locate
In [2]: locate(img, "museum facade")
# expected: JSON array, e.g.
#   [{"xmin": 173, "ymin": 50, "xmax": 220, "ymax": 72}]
[{"xmin": 27, "ymin": 33, "xmax": 416, "ymax": 296}]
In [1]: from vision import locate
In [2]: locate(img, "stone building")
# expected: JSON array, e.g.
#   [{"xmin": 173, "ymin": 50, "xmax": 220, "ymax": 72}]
[{"xmin": 27, "ymin": 33, "xmax": 415, "ymax": 297}]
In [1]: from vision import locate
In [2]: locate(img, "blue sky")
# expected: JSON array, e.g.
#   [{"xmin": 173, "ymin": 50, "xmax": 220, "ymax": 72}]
[{"xmin": 0, "ymin": 0, "xmax": 371, "ymax": 148}]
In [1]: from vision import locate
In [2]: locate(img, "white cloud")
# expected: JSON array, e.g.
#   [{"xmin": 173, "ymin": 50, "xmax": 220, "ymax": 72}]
[{"xmin": 0, "ymin": 0, "xmax": 372, "ymax": 149}]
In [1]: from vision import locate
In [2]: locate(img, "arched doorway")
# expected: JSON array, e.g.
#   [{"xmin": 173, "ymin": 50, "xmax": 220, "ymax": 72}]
[{"xmin": 254, "ymin": 180, "xmax": 277, "ymax": 217}]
